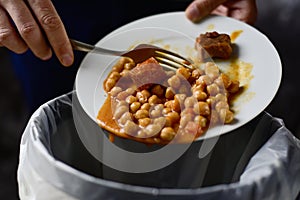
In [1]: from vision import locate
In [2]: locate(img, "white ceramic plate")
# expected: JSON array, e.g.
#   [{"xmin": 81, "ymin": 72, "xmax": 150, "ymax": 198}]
[{"xmin": 75, "ymin": 12, "xmax": 282, "ymax": 140}]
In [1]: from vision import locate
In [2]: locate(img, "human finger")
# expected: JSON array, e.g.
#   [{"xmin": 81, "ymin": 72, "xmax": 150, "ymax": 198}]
[
  {"xmin": 224, "ymin": 0, "xmax": 257, "ymax": 25},
  {"xmin": 2, "ymin": 0, "xmax": 52, "ymax": 60},
  {"xmin": 185, "ymin": 0, "xmax": 227, "ymax": 22},
  {"xmin": 0, "ymin": 6, "xmax": 28, "ymax": 53},
  {"xmin": 27, "ymin": 0, "xmax": 74, "ymax": 66}
]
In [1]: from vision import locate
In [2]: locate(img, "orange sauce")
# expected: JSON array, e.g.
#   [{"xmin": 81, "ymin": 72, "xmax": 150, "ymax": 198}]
[
  {"xmin": 227, "ymin": 58, "xmax": 254, "ymax": 87},
  {"xmin": 97, "ymin": 96, "xmax": 169, "ymax": 144},
  {"xmin": 230, "ymin": 30, "xmax": 243, "ymax": 42},
  {"xmin": 225, "ymin": 58, "xmax": 255, "ymax": 112},
  {"xmin": 97, "ymin": 96, "xmax": 121, "ymax": 136}
]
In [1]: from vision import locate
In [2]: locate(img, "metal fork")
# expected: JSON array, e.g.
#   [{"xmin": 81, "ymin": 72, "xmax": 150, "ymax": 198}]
[{"xmin": 70, "ymin": 39, "xmax": 193, "ymax": 70}]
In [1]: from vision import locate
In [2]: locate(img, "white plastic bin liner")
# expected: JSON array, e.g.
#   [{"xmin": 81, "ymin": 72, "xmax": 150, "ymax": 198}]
[{"xmin": 17, "ymin": 92, "xmax": 300, "ymax": 200}]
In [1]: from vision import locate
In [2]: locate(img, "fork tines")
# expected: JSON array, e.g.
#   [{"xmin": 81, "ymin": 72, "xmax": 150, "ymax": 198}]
[{"xmin": 154, "ymin": 50, "xmax": 193, "ymax": 70}]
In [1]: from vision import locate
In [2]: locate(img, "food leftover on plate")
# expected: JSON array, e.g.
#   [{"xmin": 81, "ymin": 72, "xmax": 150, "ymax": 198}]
[{"xmin": 97, "ymin": 31, "xmax": 241, "ymax": 144}]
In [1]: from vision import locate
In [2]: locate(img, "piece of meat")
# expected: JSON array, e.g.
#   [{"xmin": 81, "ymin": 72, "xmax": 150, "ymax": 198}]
[
  {"xmin": 195, "ymin": 31, "xmax": 232, "ymax": 60},
  {"xmin": 129, "ymin": 57, "xmax": 167, "ymax": 90}
]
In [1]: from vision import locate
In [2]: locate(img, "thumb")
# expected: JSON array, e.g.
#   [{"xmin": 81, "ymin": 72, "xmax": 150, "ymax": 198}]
[{"xmin": 185, "ymin": 0, "xmax": 227, "ymax": 22}]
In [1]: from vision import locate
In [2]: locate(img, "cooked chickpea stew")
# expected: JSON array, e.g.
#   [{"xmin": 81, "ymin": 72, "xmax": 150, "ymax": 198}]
[{"xmin": 97, "ymin": 53, "xmax": 241, "ymax": 144}]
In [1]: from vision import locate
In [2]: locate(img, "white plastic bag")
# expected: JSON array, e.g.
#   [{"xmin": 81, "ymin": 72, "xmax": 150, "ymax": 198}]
[{"xmin": 17, "ymin": 92, "xmax": 300, "ymax": 200}]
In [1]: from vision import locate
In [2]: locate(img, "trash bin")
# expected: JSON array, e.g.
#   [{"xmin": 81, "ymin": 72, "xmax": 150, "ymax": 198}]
[{"xmin": 17, "ymin": 91, "xmax": 300, "ymax": 200}]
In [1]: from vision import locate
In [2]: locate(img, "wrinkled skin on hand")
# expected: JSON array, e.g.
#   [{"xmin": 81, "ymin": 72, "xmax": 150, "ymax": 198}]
[
  {"xmin": 0, "ymin": 0, "xmax": 73, "ymax": 66},
  {"xmin": 185, "ymin": 0, "xmax": 257, "ymax": 25}
]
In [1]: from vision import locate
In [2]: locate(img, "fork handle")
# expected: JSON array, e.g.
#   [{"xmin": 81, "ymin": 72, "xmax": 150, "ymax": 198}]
[{"xmin": 70, "ymin": 39, "xmax": 123, "ymax": 56}]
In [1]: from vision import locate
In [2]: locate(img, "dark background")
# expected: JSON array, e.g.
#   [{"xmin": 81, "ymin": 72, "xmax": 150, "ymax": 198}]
[{"xmin": 0, "ymin": 0, "xmax": 300, "ymax": 199}]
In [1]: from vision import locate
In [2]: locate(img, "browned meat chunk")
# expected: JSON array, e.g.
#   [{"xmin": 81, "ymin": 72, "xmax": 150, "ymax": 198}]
[
  {"xmin": 195, "ymin": 31, "xmax": 232, "ymax": 60},
  {"xmin": 129, "ymin": 57, "xmax": 167, "ymax": 90}
]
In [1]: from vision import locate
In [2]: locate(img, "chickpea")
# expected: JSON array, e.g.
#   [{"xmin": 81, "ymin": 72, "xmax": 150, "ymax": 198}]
[
  {"xmin": 174, "ymin": 94, "xmax": 186, "ymax": 104},
  {"xmin": 214, "ymin": 94, "xmax": 227, "ymax": 103},
  {"xmin": 122, "ymin": 57, "xmax": 133, "ymax": 63},
  {"xmin": 207, "ymin": 83, "xmax": 220, "ymax": 96},
  {"xmin": 191, "ymin": 68, "xmax": 204, "ymax": 79},
  {"xmin": 104, "ymin": 78, "xmax": 116, "ymax": 92},
  {"xmin": 119, "ymin": 57, "xmax": 133, "ymax": 66},
  {"xmin": 135, "ymin": 109, "xmax": 149, "ymax": 119},
  {"xmin": 123, "ymin": 120, "xmax": 139, "ymax": 136},
  {"xmin": 176, "ymin": 67, "xmax": 191, "ymax": 80},
  {"xmin": 109, "ymin": 71, "xmax": 121, "ymax": 80},
  {"xmin": 112, "ymin": 65, "xmax": 123, "ymax": 73},
  {"xmin": 136, "ymin": 90, "xmax": 151, "ymax": 104},
  {"xmin": 120, "ymin": 69, "xmax": 130, "ymax": 77},
  {"xmin": 173, "ymin": 123, "xmax": 180, "ymax": 133},
  {"xmin": 140, "ymin": 102, "xmax": 151, "ymax": 111},
  {"xmin": 182, "ymin": 107, "xmax": 195, "ymax": 115},
  {"xmin": 168, "ymin": 75, "xmax": 181, "ymax": 89},
  {"xmin": 136, "ymin": 130, "xmax": 147, "ymax": 138},
  {"xmin": 162, "ymin": 107, "xmax": 172, "ymax": 115},
  {"xmin": 112, "ymin": 59, "xmax": 126, "ymax": 72},
  {"xmin": 215, "ymin": 101, "xmax": 229, "ymax": 113},
  {"xmin": 225, "ymin": 110, "xmax": 234, "ymax": 123},
  {"xmin": 125, "ymin": 95, "xmax": 137, "ymax": 104},
  {"xmin": 164, "ymin": 117, "xmax": 172, "ymax": 127},
  {"xmin": 206, "ymin": 97, "xmax": 217, "ymax": 107},
  {"xmin": 153, "ymin": 117, "xmax": 166, "ymax": 128},
  {"xmin": 126, "ymin": 57, "xmax": 135, "ymax": 64},
  {"xmin": 192, "ymin": 83, "xmax": 206, "ymax": 93},
  {"xmin": 144, "ymin": 124, "xmax": 161, "ymax": 137},
  {"xmin": 114, "ymin": 105, "xmax": 129, "ymax": 119},
  {"xmin": 193, "ymin": 90, "xmax": 207, "ymax": 101},
  {"xmin": 220, "ymin": 73, "xmax": 232, "ymax": 89},
  {"xmin": 165, "ymin": 87, "xmax": 175, "ymax": 99},
  {"xmin": 170, "ymin": 99, "xmax": 181, "ymax": 113},
  {"xmin": 205, "ymin": 62, "xmax": 220, "ymax": 80},
  {"xmin": 116, "ymin": 91, "xmax": 130, "ymax": 101},
  {"xmin": 160, "ymin": 127, "xmax": 175, "ymax": 141},
  {"xmin": 184, "ymin": 96, "xmax": 196, "ymax": 108},
  {"xmin": 154, "ymin": 104, "xmax": 164, "ymax": 111},
  {"xmin": 218, "ymin": 108, "xmax": 227, "ymax": 123},
  {"xmin": 116, "ymin": 100, "xmax": 128, "ymax": 108},
  {"xmin": 151, "ymin": 85, "xmax": 164, "ymax": 97},
  {"xmin": 148, "ymin": 95, "xmax": 160, "ymax": 105},
  {"xmin": 214, "ymin": 74, "xmax": 231, "ymax": 89},
  {"xmin": 109, "ymin": 86, "xmax": 122, "ymax": 97},
  {"xmin": 214, "ymin": 76, "xmax": 224, "ymax": 89},
  {"xmin": 138, "ymin": 118, "xmax": 151, "ymax": 127},
  {"xmin": 164, "ymin": 100, "xmax": 172, "ymax": 109},
  {"xmin": 150, "ymin": 109, "xmax": 162, "ymax": 118},
  {"xmin": 180, "ymin": 113, "xmax": 194, "ymax": 128},
  {"xmin": 196, "ymin": 75, "xmax": 213, "ymax": 86},
  {"xmin": 165, "ymin": 111, "xmax": 180, "ymax": 124},
  {"xmin": 118, "ymin": 112, "xmax": 133, "ymax": 126},
  {"xmin": 194, "ymin": 101, "xmax": 210, "ymax": 116},
  {"xmin": 125, "ymin": 87, "xmax": 135, "ymax": 95},
  {"xmin": 124, "ymin": 62, "xmax": 135, "ymax": 70},
  {"xmin": 130, "ymin": 102, "xmax": 141, "ymax": 113},
  {"xmin": 179, "ymin": 85, "xmax": 190, "ymax": 95},
  {"xmin": 194, "ymin": 115, "xmax": 207, "ymax": 128},
  {"xmin": 153, "ymin": 137, "xmax": 162, "ymax": 144},
  {"xmin": 184, "ymin": 121, "xmax": 199, "ymax": 136},
  {"xmin": 219, "ymin": 109, "xmax": 234, "ymax": 123}
]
